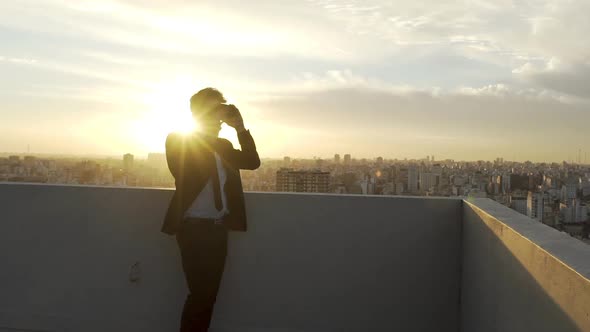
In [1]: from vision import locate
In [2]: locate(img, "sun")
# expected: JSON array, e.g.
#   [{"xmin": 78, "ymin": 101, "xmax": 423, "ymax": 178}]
[{"xmin": 132, "ymin": 76, "xmax": 202, "ymax": 152}]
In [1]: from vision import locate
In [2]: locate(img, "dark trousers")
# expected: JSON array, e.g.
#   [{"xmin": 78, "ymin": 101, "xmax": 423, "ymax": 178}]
[{"xmin": 176, "ymin": 220, "xmax": 228, "ymax": 332}]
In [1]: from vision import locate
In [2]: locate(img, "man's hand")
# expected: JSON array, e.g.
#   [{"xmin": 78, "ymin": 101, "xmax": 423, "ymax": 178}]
[{"xmin": 223, "ymin": 104, "xmax": 246, "ymax": 132}]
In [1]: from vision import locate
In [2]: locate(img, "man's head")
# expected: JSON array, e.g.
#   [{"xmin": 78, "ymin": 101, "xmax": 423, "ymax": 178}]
[{"xmin": 189, "ymin": 87, "xmax": 227, "ymax": 136}]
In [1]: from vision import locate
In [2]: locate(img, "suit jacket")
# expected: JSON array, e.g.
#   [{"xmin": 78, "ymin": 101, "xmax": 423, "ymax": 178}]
[{"xmin": 161, "ymin": 129, "xmax": 260, "ymax": 235}]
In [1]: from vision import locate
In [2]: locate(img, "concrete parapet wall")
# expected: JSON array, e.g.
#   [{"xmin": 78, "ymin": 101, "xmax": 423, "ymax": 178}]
[
  {"xmin": 462, "ymin": 198, "xmax": 590, "ymax": 332},
  {"xmin": 0, "ymin": 183, "xmax": 462, "ymax": 332}
]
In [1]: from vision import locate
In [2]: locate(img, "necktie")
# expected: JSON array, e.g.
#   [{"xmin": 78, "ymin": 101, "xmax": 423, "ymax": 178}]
[{"xmin": 211, "ymin": 152, "xmax": 223, "ymax": 211}]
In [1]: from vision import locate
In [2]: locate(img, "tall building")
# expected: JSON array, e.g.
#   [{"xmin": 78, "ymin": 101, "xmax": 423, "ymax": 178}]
[
  {"xmin": 560, "ymin": 199, "xmax": 588, "ymax": 224},
  {"xmin": 527, "ymin": 191, "xmax": 544, "ymax": 221},
  {"xmin": 408, "ymin": 166, "xmax": 419, "ymax": 193},
  {"xmin": 123, "ymin": 153, "xmax": 134, "ymax": 172},
  {"xmin": 562, "ymin": 176, "xmax": 580, "ymax": 202},
  {"xmin": 343, "ymin": 154, "xmax": 351, "ymax": 165},
  {"xmin": 419, "ymin": 172, "xmax": 439, "ymax": 192},
  {"xmin": 334, "ymin": 154, "xmax": 340, "ymax": 164},
  {"xmin": 397, "ymin": 167, "xmax": 409, "ymax": 192},
  {"xmin": 283, "ymin": 156, "xmax": 291, "ymax": 167},
  {"xmin": 510, "ymin": 174, "xmax": 530, "ymax": 191},
  {"xmin": 510, "ymin": 196, "xmax": 527, "ymax": 215},
  {"xmin": 432, "ymin": 164, "xmax": 442, "ymax": 176},
  {"xmin": 360, "ymin": 174, "xmax": 376, "ymax": 195},
  {"xmin": 276, "ymin": 168, "xmax": 330, "ymax": 193},
  {"xmin": 501, "ymin": 174, "xmax": 511, "ymax": 193}
]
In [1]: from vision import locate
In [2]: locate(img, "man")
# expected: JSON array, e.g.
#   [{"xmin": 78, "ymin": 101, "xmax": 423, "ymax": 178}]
[{"xmin": 162, "ymin": 87, "xmax": 260, "ymax": 331}]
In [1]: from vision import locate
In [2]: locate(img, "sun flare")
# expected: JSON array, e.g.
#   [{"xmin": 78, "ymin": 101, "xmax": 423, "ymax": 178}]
[{"xmin": 132, "ymin": 77, "xmax": 203, "ymax": 151}]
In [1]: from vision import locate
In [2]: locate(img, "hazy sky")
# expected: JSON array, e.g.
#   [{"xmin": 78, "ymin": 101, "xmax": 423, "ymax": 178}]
[{"xmin": 1, "ymin": 0, "xmax": 589, "ymax": 161}]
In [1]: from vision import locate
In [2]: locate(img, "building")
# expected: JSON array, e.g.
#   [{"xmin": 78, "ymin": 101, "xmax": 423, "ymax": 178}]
[
  {"xmin": 123, "ymin": 153, "xmax": 134, "ymax": 172},
  {"xmin": 408, "ymin": 166, "xmax": 419, "ymax": 193},
  {"xmin": 501, "ymin": 174, "xmax": 511, "ymax": 193},
  {"xmin": 510, "ymin": 195, "xmax": 528, "ymax": 215},
  {"xmin": 396, "ymin": 167, "xmax": 408, "ymax": 192},
  {"xmin": 419, "ymin": 172, "xmax": 438, "ymax": 192},
  {"xmin": 510, "ymin": 174, "xmax": 530, "ymax": 191},
  {"xmin": 560, "ymin": 199, "xmax": 589, "ymax": 224},
  {"xmin": 343, "ymin": 154, "xmax": 351, "ymax": 165},
  {"xmin": 562, "ymin": 176, "xmax": 580, "ymax": 202},
  {"xmin": 23, "ymin": 156, "xmax": 36, "ymax": 168},
  {"xmin": 276, "ymin": 168, "xmax": 330, "ymax": 193},
  {"xmin": 360, "ymin": 174, "xmax": 376, "ymax": 195},
  {"xmin": 527, "ymin": 191, "xmax": 544, "ymax": 221},
  {"xmin": 283, "ymin": 156, "xmax": 291, "ymax": 166},
  {"xmin": 334, "ymin": 154, "xmax": 340, "ymax": 164},
  {"xmin": 8, "ymin": 155, "xmax": 20, "ymax": 164}
]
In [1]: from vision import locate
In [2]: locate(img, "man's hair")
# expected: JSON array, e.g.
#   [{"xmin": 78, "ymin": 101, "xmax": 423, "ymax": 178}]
[{"xmin": 190, "ymin": 88, "xmax": 226, "ymax": 110}]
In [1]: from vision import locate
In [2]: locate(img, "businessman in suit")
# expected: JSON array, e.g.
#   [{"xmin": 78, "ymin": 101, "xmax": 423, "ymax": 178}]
[{"xmin": 162, "ymin": 87, "xmax": 260, "ymax": 331}]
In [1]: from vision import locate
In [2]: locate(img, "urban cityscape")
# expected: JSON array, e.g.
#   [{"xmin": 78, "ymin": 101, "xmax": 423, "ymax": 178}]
[{"xmin": 2, "ymin": 151, "xmax": 589, "ymax": 244}]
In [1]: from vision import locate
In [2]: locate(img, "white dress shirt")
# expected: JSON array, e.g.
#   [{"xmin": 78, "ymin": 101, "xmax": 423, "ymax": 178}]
[{"xmin": 184, "ymin": 152, "xmax": 229, "ymax": 220}]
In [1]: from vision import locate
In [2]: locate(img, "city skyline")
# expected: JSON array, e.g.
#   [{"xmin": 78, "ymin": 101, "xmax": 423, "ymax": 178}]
[
  {"xmin": 1, "ymin": 1, "xmax": 589, "ymax": 161},
  {"xmin": 2, "ymin": 145, "xmax": 590, "ymax": 243},
  {"xmin": 2, "ymin": 150, "xmax": 590, "ymax": 164}
]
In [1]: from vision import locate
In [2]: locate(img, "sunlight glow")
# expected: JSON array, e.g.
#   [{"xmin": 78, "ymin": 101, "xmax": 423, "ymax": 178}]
[{"xmin": 132, "ymin": 76, "xmax": 202, "ymax": 152}]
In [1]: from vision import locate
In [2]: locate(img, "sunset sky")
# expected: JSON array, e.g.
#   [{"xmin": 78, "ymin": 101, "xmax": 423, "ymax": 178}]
[{"xmin": 1, "ymin": 0, "xmax": 589, "ymax": 162}]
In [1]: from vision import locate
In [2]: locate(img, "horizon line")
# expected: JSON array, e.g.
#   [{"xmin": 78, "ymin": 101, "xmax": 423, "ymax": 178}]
[{"xmin": 0, "ymin": 151, "xmax": 585, "ymax": 165}]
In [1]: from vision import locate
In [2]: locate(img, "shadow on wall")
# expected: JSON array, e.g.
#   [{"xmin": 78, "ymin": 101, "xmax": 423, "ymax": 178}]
[{"xmin": 461, "ymin": 203, "xmax": 585, "ymax": 332}]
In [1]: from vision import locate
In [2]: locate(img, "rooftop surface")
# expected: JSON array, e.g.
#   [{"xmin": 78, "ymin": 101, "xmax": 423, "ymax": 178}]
[{"xmin": 1, "ymin": 182, "xmax": 589, "ymax": 332}]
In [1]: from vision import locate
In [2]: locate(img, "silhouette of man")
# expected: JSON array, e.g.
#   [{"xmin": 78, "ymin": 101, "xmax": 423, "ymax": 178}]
[{"xmin": 161, "ymin": 87, "xmax": 260, "ymax": 331}]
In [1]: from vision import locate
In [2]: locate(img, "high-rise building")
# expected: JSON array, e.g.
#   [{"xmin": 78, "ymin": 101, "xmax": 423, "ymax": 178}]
[
  {"xmin": 510, "ymin": 174, "xmax": 530, "ymax": 191},
  {"xmin": 276, "ymin": 168, "xmax": 330, "ymax": 193},
  {"xmin": 360, "ymin": 174, "xmax": 376, "ymax": 195},
  {"xmin": 432, "ymin": 164, "xmax": 442, "ymax": 176},
  {"xmin": 562, "ymin": 176, "xmax": 580, "ymax": 202},
  {"xmin": 283, "ymin": 156, "xmax": 291, "ymax": 167},
  {"xmin": 343, "ymin": 154, "xmax": 351, "ymax": 165},
  {"xmin": 397, "ymin": 167, "xmax": 409, "ymax": 192},
  {"xmin": 408, "ymin": 166, "xmax": 419, "ymax": 193},
  {"xmin": 559, "ymin": 197, "xmax": 587, "ymax": 224},
  {"xmin": 334, "ymin": 154, "xmax": 340, "ymax": 164},
  {"xmin": 527, "ymin": 191, "xmax": 544, "ymax": 221},
  {"xmin": 123, "ymin": 153, "xmax": 134, "ymax": 171},
  {"xmin": 510, "ymin": 196, "xmax": 527, "ymax": 215},
  {"xmin": 452, "ymin": 175, "xmax": 467, "ymax": 186},
  {"xmin": 501, "ymin": 174, "xmax": 511, "ymax": 193},
  {"xmin": 419, "ymin": 172, "xmax": 439, "ymax": 192}
]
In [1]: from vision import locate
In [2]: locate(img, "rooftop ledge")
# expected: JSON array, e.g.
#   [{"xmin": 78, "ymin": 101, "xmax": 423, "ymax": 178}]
[{"xmin": 0, "ymin": 182, "xmax": 589, "ymax": 332}]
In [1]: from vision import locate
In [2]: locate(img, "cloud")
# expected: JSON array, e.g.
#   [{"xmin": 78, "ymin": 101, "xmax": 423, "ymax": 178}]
[
  {"xmin": 246, "ymin": 83, "xmax": 588, "ymax": 161},
  {"xmin": 0, "ymin": 56, "xmax": 38, "ymax": 65},
  {"xmin": 1, "ymin": 0, "xmax": 589, "ymax": 160},
  {"xmin": 514, "ymin": 58, "xmax": 590, "ymax": 100}
]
